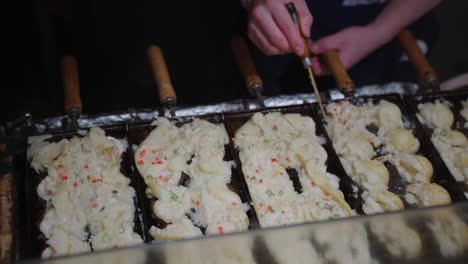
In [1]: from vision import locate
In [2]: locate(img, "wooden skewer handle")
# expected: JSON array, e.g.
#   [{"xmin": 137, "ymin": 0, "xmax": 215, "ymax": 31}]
[
  {"xmin": 321, "ymin": 50, "xmax": 355, "ymax": 95},
  {"xmin": 147, "ymin": 45, "xmax": 177, "ymax": 105},
  {"xmin": 397, "ymin": 29, "xmax": 438, "ymax": 85},
  {"xmin": 61, "ymin": 55, "xmax": 82, "ymax": 113},
  {"xmin": 231, "ymin": 36, "xmax": 263, "ymax": 92}
]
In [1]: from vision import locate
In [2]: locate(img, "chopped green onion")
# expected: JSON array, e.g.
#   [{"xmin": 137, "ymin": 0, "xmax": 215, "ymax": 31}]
[
  {"xmin": 170, "ymin": 191, "xmax": 179, "ymax": 201},
  {"xmin": 146, "ymin": 175, "xmax": 153, "ymax": 180},
  {"xmin": 100, "ymin": 206, "xmax": 106, "ymax": 212},
  {"xmin": 351, "ymin": 162, "xmax": 356, "ymax": 172},
  {"xmin": 266, "ymin": 190, "xmax": 275, "ymax": 197},
  {"xmin": 80, "ymin": 143, "xmax": 85, "ymax": 152},
  {"xmin": 263, "ymin": 139, "xmax": 272, "ymax": 145},
  {"xmin": 439, "ymin": 129, "xmax": 448, "ymax": 136},
  {"xmin": 250, "ymin": 176, "xmax": 256, "ymax": 181}
]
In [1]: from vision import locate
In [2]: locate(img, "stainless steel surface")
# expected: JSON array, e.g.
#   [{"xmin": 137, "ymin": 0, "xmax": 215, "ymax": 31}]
[
  {"xmin": 422, "ymin": 77, "xmax": 441, "ymax": 93},
  {"xmin": 65, "ymin": 106, "xmax": 81, "ymax": 130},
  {"xmin": 128, "ymin": 108, "xmax": 142, "ymax": 120},
  {"xmin": 329, "ymin": 82, "xmax": 420, "ymax": 100},
  {"xmin": 301, "ymin": 57, "xmax": 312, "ymax": 68},
  {"xmin": 252, "ymin": 88, "xmax": 266, "ymax": 108},
  {"xmin": 163, "ymin": 97, "xmax": 177, "ymax": 117},
  {"xmin": 5, "ymin": 82, "xmax": 421, "ymax": 134}
]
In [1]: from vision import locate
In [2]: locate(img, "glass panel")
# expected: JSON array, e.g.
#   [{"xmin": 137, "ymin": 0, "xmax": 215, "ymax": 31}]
[{"xmin": 21, "ymin": 203, "xmax": 468, "ymax": 264}]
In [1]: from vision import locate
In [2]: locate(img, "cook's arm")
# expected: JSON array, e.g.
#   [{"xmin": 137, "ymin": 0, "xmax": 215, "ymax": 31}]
[
  {"xmin": 369, "ymin": 0, "xmax": 442, "ymax": 44},
  {"xmin": 309, "ymin": 0, "xmax": 442, "ymax": 75}
]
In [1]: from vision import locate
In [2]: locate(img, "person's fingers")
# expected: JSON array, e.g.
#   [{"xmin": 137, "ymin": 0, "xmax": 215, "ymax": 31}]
[
  {"xmin": 339, "ymin": 52, "xmax": 354, "ymax": 70},
  {"xmin": 311, "ymin": 56, "xmax": 330, "ymax": 76},
  {"xmin": 306, "ymin": 39, "xmax": 316, "ymax": 55},
  {"xmin": 309, "ymin": 35, "xmax": 341, "ymax": 54},
  {"xmin": 250, "ymin": 5, "xmax": 290, "ymax": 52},
  {"xmin": 293, "ymin": 0, "xmax": 313, "ymax": 38},
  {"xmin": 311, "ymin": 41, "xmax": 355, "ymax": 72},
  {"xmin": 248, "ymin": 22, "xmax": 281, "ymax": 55},
  {"xmin": 270, "ymin": 1, "xmax": 305, "ymax": 56}
]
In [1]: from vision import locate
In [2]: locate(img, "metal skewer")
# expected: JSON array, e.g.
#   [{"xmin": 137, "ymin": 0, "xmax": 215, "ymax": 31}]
[
  {"xmin": 285, "ymin": 3, "xmax": 325, "ymax": 116},
  {"xmin": 306, "ymin": 67, "xmax": 325, "ymax": 115}
]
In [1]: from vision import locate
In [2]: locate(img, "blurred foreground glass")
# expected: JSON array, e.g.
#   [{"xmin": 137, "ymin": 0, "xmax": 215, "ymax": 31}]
[{"xmin": 21, "ymin": 203, "xmax": 468, "ymax": 264}]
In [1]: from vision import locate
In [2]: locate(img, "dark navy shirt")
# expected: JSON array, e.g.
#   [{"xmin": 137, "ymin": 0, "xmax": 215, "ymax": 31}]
[
  {"xmin": 251, "ymin": 0, "xmax": 437, "ymax": 95},
  {"xmin": 308, "ymin": 0, "xmax": 386, "ymax": 39}
]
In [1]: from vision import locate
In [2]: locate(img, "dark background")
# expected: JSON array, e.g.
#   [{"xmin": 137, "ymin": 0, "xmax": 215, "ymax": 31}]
[
  {"xmin": 7, "ymin": 0, "xmax": 468, "ymax": 123},
  {"xmin": 430, "ymin": 1, "xmax": 468, "ymax": 81}
]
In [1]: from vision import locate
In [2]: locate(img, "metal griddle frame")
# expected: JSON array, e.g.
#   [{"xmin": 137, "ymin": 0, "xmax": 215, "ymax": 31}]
[{"xmin": 4, "ymin": 89, "xmax": 468, "ymax": 262}]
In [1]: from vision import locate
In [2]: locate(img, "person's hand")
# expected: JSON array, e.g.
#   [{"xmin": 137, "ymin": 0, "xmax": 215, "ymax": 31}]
[
  {"xmin": 309, "ymin": 25, "xmax": 390, "ymax": 76},
  {"xmin": 242, "ymin": 0, "xmax": 313, "ymax": 56}
]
